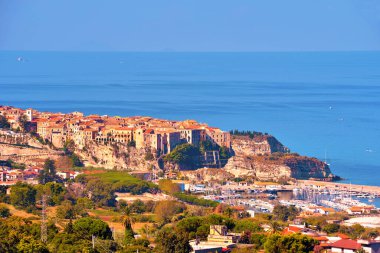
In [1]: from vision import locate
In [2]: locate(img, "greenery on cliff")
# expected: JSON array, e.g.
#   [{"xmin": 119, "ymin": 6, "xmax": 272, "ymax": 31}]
[{"xmin": 164, "ymin": 143, "xmax": 201, "ymax": 170}]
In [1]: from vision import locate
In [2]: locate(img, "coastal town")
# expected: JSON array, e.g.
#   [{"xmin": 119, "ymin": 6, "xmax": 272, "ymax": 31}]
[
  {"xmin": 0, "ymin": 105, "xmax": 231, "ymax": 154},
  {"xmin": 1, "ymin": 105, "xmax": 380, "ymax": 252}
]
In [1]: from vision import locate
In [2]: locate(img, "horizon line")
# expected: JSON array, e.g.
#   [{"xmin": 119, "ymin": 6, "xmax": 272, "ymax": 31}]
[{"xmin": 1, "ymin": 49, "xmax": 380, "ymax": 53}]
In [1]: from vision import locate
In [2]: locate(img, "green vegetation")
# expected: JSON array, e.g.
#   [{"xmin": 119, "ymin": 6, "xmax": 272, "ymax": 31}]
[
  {"xmin": 272, "ymin": 204, "xmax": 300, "ymax": 222},
  {"xmin": 83, "ymin": 171, "xmax": 158, "ymax": 195},
  {"xmin": 174, "ymin": 192, "xmax": 218, "ymax": 207},
  {"xmin": 230, "ymin": 129, "xmax": 267, "ymax": 138},
  {"xmin": 164, "ymin": 143, "xmax": 201, "ymax": 169},
  {"xmin": 264, "ymin": 233, "xmax": 317, "ymax": 253},
  {"xmin": 38, "ymin": 159, "xmax": 58, "ymax": 184},
  {"xmin": 4, "ymin": 159, "xmax": 26, "ymax": 170},
  {"xmin": 155, "ymin": 228, "xmax": 191, "ymax": 253},
  {"xmin": 10, "ymin": 182, "xmax": 36, "ymax": 210},
  {"xmin": 0, "ymin": 204, "xmax": 10, "ymax": 218},
  {"xmin": 0, "ymin": 115, "xmax": 10, "ymax": 129},
  {"xmin": 127, "ymin": 140, "xmax": 136, "ymax": 147},
  {"xmin": 158, "ymin": 179, "xmax": 181, "ymax": 194},
  {"xmin": 154, "ymin": 200, "xmax": 186, "ymax": 223}
]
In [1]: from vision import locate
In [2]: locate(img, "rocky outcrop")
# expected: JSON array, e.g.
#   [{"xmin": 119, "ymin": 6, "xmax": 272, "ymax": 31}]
[
  {"xmin": 0, "ymin": 131, "xmax": 45, "ymax": 148},
  {"xmin": 0, "ymin": 143, "xmax": 64, "ymax": 166},
  {"xmin": 224, "ymin": 135, "xmax": 337, "ymax": 181},
  {"xmin": 181, "ymin": 168, "xmax": 234, "ymax": 182},
  {"xmin": 0, "ymin": 129, "xmax": 337, "ymax": 181},
  {"xmin": 77, "ymin": 141, "xmax": 158, "ymax": 171},
  {"xmin": 231, "ymin": 135, "xmax": 289, "ymax": 156}
]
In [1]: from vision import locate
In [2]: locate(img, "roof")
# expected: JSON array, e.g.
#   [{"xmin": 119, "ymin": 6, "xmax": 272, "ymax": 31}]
[
  {"xmin": 337, "ymin": 234, "xmax": 350, "ymax": 239},
  {"xmin": 331, "ymin": 239, "xmax": 362, "ymax": 250},
  {"xmin": 319, "ymin": 207, "xmax": 335, "ymax": 212}
]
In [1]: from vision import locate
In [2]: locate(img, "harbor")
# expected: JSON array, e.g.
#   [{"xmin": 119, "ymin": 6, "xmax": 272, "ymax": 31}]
[{"xmin": 186, "ymin": 180, "xmax": 380, "ymax": 216}]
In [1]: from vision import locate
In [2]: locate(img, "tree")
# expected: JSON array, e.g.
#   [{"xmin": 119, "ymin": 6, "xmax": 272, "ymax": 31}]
[
  {"xmin": 36, "ymin": 182, "xmax": 66, "ymax": 206},
  {"xmin": 322, "ymin": 223, "xmax": 340, "ymax": 234},
  {"xmin": 224, "ymin": 207, "xmax": 234, "ymax": 218},
  {"xmin": 264, "ymin": 234, "xmax": 317, "ymax": 253},
  {"xmin": 0, "ymin": 204, "xmax": 11, "ymax": 218},
  {"xmin": 63, "ymin": 139, "xmax": 75, "ymax": 155},
  {"xmin": 127, "ymin": 140, "xmax": 136, "ymax": 147},
  {"xmin": 56, "ymin": 200, "xmax": 77, "ymax": 219},
  {"xmin": 38, "ymin": 159, "xmax": 57, "ymax": 184},
  {"xmin": 85, "ymin": 178, "xmax": 116, "ymax": 207},
  {"xmin": 123, "ymin": 216, "xmax": 135, "ymax": 245},
  {"xmin": 272, "ymin": 205, "xmax": 299, "ymax": 222},
  {"xmin": 154, "ymin": 200, "xmax": 186, "ymax": 223},
  {"xmin": 128, "ymin": 199, "xmax": 146, "ymax": 214},
  {"xmin": 72, "ymin": 217, "xmax": 112, "ymax": 240},
  {"xmin": 250, "ymin": 233, "xmax": 267, "ymax": 248},
  {"xmin": 158, "ymin": 179, "xmax": 180, "ymax": 194},
  {"xmin": 76, "ymin": 197, "xmax": 94, "ymax": 210},
  {"xmin": 0, "ymin": 115, "xmax": 10, "ymax": 129},
  {"xmin": 155, "ymin": 229, "xmax": 192, "ymax": 253},
  {"xmin": 10, "ymin": 182, "xmax": 36, "ymax": 209},
  {"xmin": 16, "ymin": 237, "xmax": 49, "ymax": 253},
  {"xmin": 199, "ymin": 140, "xmax": 215, "ymax": 153},
  {"xmin": 219, "ymin": 146, "xmax": 230, "ymax": 160},
  {"xmin": 18, "ymin": 115, "xmax": 29, "ymax": 132},
  {"xmin": 164, "ymin": 144, "xmax": 201, "ymax": 169},
  {"xmin": 233, "ymin": 219, "xmax": 262, "ymax": 233},
  {"xmin": 70, "ymin": 153, "xmax": 83, "ymax": 167}
]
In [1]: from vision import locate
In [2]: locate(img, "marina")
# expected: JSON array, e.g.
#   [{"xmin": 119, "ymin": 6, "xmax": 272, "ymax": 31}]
[{"xmin": 189, "ymin": 180, "xmax": 380, "ymax": 215}]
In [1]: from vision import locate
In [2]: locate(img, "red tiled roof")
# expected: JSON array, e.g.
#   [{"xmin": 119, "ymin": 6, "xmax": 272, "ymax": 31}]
[
  {"xmin": 314, "ymin": 236, "xmax": 329, "ymax": 241},
  {"xmin": 331, "ymin": 239, "xmax": 361, "ymax": 250},
  {"xmin": 337, "ymin": 233, "xmax": 350, "ymax": 239}
]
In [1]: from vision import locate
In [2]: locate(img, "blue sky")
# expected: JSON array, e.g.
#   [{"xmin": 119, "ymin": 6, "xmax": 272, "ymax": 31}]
[{"xmin": 1, "ymin": 0, "xmax": 380, "ymax": 51}]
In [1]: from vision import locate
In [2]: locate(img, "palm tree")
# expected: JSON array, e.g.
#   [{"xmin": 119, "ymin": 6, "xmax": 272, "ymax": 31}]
[{"xmin": 122, "ymin": 216, "xmax": 135, "ymax": 245}]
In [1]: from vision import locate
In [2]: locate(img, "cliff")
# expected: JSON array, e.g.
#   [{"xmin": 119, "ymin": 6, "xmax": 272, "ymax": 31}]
[
  {"xmin": 0, "ymin": 129, "xmax": 337, "ymax": 181},
  {"xmin": 224, "ymin": 135, "xmax": 337, "ymax": 181},
  {"xmin": 77, "ymin": 141, "xmax": 159, "ymax": 171},
  {"xmin": 231, "ymin": 135, "xmax": 289, "ymax": 155}
]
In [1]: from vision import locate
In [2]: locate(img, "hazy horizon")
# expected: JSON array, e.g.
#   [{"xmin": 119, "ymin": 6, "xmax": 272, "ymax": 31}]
[{"xmin": 2, "ymin": 0, "xmax": 380, "ymax": 52}]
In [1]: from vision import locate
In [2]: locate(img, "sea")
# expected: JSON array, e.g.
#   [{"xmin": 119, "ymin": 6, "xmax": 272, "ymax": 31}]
[{"xmin": 1, "ymin": 51, "xmax": 379, "ymax": 187}]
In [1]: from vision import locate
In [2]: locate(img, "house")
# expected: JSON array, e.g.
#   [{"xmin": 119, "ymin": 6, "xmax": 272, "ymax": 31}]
[
  {"xmin": 346, "ymin": 206, "xmax": 375, "ymax": 215},
  {"xmin": 357, "ymin": 239, "xmax": 380, "ymax": 253},
  {"xmin": 317, "ymin": 207, "xmax": 336, "ymax": 215},
  {"xmin": 330, "ymin": 239, "xmax": 362, "ymax": 252},
  {"xmin": 208, "ymin": 225, "xmax": 239, "ymax": 244},
  {"xmin": 189, "ymin": 225, "xmax": 238, "ymax": 253}
]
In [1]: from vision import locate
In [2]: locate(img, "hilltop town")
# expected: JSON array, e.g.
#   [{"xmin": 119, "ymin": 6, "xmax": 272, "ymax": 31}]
[
  {"xmin": 0, "ymin": 105, "xmax": 230, "ymax": 153},
  {"xmin": 0, "ymin": 105, "xmax": 337, "ymax": 182}
]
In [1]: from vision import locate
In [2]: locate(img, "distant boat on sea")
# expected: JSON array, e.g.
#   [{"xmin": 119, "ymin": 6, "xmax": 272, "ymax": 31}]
[{"xmin": 324, "ymin": 150, "xmax": 331, "ymax": 166}]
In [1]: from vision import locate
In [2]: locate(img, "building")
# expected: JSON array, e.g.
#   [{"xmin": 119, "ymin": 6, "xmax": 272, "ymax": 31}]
[
  {"xmin": 208, "ymin": 225, "xmax": 239, "ymax": 244},
  {"xmin": 180, "ymin": 128, "xmax": 202, "ymax": 146}
]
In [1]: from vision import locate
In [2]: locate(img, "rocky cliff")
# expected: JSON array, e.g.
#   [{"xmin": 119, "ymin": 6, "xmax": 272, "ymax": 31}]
[
  {"xmin": 224, "ymin": 135, "xmax": 337, "ymax": 181},
  {"xmin": 231, "ymin": 135, "xmax": 289, "ymax": 155},
  {"xmin": 77, "ymin": 141, "xmax": 159, "ymax": 171},
  {"xmin": 0, "ymin": 130, "xmax": 337, "ymax": 181}
]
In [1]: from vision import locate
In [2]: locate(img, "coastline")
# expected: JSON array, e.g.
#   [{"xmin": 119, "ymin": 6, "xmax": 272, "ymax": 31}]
[{"xmin": 299, "ymin": 180, "xmax": 380, "ymax": 195}]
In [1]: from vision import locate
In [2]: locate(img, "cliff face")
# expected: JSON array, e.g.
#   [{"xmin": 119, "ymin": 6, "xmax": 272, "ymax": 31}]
[
  {"xmin": 231, "ymin": 135, "xmax": 289, "ymax": 155},
  {"xmin": 181, "ymin": 168, "xmax": 234, "ymax": 182},
  {"xmin": 0, "ymin": 130, "xmax": 336, "ymax": 181},
  {"xmin": 77, "ymin": 141, "xmax": 158, "ymax": 171},
  {"xmin": 224, "ymin": 135, "xmax": 335, "ymax": 181}
]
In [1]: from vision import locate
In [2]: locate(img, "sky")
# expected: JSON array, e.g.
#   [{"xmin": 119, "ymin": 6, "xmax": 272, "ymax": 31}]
[{"xmin": 1, "ymin": 0, "xmax": 380, "ymax": 52}]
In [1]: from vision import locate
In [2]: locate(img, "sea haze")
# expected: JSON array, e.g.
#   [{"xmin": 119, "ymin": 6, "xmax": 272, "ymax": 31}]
[{"xmin": 1, "ymin": 51, "xmax": 379, "ymax": 186}]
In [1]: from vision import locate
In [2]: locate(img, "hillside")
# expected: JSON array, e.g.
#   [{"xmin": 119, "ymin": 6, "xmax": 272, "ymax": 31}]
[{"xmin": 0, "ymin": 129, "xmax": 338, "ymax": 181}]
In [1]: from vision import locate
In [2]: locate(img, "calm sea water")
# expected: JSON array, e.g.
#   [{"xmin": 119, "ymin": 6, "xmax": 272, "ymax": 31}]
[{"xmin": 1, "ymin": 51, "xmax": 380, "ymax": 186}]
